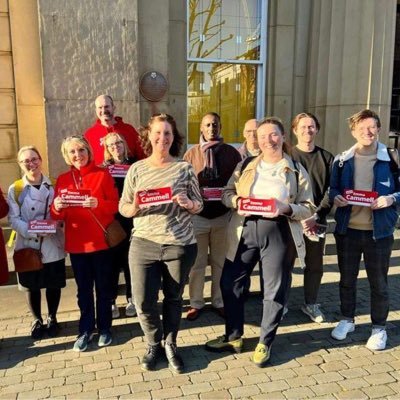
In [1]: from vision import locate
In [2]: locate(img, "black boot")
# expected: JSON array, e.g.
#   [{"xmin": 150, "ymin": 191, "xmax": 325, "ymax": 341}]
[
  {"xmin": 141, "ymin": 343, "xmax": 162, "ymax": 371},
  {"xmin": 165, "ymin": 342, "xmax": 184, "ymax": 374}
]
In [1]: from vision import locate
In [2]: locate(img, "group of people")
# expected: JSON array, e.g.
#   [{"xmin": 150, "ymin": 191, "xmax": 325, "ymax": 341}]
[{"xmin": 0, "ymin": 95, "xmax": 398, "ymax": 373}]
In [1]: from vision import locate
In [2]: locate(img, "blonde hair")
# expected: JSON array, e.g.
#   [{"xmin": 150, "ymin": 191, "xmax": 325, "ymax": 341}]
[
  {"xmin": 61, "ymin": 136, "xmax": 93, "ymax": 166},
  {"xmin": 103, "ymin": 133, "xmax": 128, "ymax": 163},
  {"xmin": 18, "ymin": 146, "xmax": 42, "ymax": 161}
]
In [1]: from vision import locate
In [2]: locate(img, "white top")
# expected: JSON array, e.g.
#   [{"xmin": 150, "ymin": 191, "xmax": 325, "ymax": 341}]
[{"xmin": 250, "ymin": 159, "xmax": 289, "ymax": 202}]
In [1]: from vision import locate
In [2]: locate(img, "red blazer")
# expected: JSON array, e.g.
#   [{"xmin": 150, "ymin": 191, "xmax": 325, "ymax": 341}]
[
  {"xmin": 50, "ymin": 162, "xmax": 119, "ymax": 254},
  {"xmin": 0, "ymin": 188, "xmax": 9, "ymax": 284},
  {"xmin": 84, "ymin": 117, "xmax": 145, "ymax": 165}
]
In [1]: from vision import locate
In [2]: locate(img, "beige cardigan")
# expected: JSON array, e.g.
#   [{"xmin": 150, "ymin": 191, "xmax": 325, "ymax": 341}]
[{"xmin": 222, "ymin": 154, "xmax": 315, "ymax": 267}]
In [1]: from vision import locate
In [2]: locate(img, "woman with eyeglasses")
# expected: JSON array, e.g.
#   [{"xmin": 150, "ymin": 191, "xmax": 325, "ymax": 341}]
[
  {"xmin": 51, "ymin": 136, "xmax": 119, "ymax": 352},
  {"xmin": 102, "ymin": 133, "xmax": 137, "ymax": 319},
  {"xmin": 119, "ymin": 113, "xmax": 203, "ymax": 373},
  {"xmin": 8, "ymin": 146, "xmax": 66, "ymax": 340}
]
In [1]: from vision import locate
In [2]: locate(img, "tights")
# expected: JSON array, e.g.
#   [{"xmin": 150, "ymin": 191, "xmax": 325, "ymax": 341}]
[{"xmin": 26, "ymin": 288, "xmax": 61, "ymax": 322}]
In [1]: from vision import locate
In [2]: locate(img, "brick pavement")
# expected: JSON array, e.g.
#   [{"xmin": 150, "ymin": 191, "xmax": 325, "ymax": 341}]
[{"xmin": 1, "ymin": 248, "xmax": 400, "ymax": 399}]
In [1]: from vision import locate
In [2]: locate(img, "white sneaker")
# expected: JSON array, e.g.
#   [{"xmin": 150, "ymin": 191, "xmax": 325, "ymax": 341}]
[
  {"xmin": 301, "ymin": 304, "xmax": 326, "ymax": 323},
  {"xmin": 366, "ymin": 328, "xmax": 387, "ymax": 351},
  {"xmin": 331, "ymin": 320, "xmax": 355, "ymax": 340},
  {"xmin": 125, "ymin": 300, "xmax": 137, "ymax": 317},
  {"xmin": 111, "ymin": 304, "xmax": 120, "ymax": 319}
]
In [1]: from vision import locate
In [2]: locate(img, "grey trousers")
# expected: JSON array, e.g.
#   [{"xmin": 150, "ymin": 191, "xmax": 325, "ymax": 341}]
[{"xmin": 129, "ymin": 237, "xmax": 197, "ymax": 345}]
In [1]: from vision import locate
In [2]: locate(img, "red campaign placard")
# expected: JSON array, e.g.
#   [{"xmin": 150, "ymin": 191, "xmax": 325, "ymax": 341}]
[
  {"xmin": 202, "ymin": 187, "xmax": 224, "ymax": 201},
  {"xmin": 107, "ymin": 164, "xmax": 130, "ymax": 178},
  {"xmin": 239, "ymin": 198, "xmax": 277, "ymax": 216},
  {"xmin": 59, "ymin": 188, "xmax": 91, "ymax": 206},
  {"xmin": 343, "ymin": 189, "xmax": 378, "ymax": 207},
  {"xmin": 137, "ymin": 187, "xmax": 173, "ymax": 208},
  {"xmin": 28, "ymin": 219, "xmax": 57, "ymax": 234}
]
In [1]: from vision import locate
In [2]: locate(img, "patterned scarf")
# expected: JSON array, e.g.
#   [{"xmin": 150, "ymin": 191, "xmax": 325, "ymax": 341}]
[{"xmin": 200, "ymin": 135, "xmax": 223, "ymax": 180}]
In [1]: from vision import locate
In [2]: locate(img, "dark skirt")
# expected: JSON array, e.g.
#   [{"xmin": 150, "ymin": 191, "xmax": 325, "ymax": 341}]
[{"xmin": 18, "ymin": 258, "xmax": 66, "ymax": 291}]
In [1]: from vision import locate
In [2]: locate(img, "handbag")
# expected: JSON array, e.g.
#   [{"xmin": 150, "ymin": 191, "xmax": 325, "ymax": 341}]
[
  {"xmin": 13, "ymin": 247, "xmax": 43, "ymax": 272},
  {"xmin": 89, "ymin": 211, "xmax": 127, "ymax": 248},
  {"xmin": 12, "ymin": 192, "xmax": 49, "ymax": 273}
]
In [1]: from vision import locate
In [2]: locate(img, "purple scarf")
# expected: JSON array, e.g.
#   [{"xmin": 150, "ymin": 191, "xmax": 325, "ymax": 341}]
[{"xmin": 200, "ymin": 135, "xmax": 223, "ymax": 180}]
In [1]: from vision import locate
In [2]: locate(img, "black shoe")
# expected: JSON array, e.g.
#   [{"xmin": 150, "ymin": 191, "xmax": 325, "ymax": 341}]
[
  {"xmin": 165, "ymin": 342, "xmax": 184, "ymax": 374},
  {"xmin": 46, "ymin": 318, "xmax": 60, "ymax": 338},
  {"xmin": 141, "ymin": 344, "xmax": 162, "ymax": 371},
  {"xmin": 31, "ymin": 319, "xmax": 44, "ymax": 340}
]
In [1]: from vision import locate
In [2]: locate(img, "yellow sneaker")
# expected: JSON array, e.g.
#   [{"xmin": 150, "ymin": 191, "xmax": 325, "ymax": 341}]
[
  {"xmin": 205, "ymin": 335, "xmax": 243, "ymax": 353},
  {"xmin": 252, "ymin": 343, "xmax": 271, "ymax": 367}
]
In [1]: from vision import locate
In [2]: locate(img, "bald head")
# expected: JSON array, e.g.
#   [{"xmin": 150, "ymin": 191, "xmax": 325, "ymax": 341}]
[
  {"xmin": 243, "ymin": 119, "xmax": 258, "ymax": 151},
  {"xmin": 95, "ymin": 94, "xmax": 116, "ymax": 126}
]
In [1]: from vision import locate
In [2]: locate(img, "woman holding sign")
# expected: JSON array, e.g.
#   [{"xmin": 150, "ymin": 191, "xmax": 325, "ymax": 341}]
[
  {"xmin": 8, "ymin": 146, "xmax": 66, "ymax": 340},
  {"xmin": 103, "ymin": 133, "xmax": 136, "ymax": 318},
  {"xmin": 51, "ymin": 136, "xmax": 119, "ymax": 352},
  {"xmin": 205, "ymin": 117, "xmax": 314, "ymax": 367},
  {"xmin": 119, "ymin": 113, "xmax": 203, "ymax": 373}
]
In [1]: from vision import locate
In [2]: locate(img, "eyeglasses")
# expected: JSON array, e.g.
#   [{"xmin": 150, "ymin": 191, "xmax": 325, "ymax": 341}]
[
  {"xmin": 106, "ymin": 141, "xmax": 124, "ymax": 148},
  {"xmin": 19, "ymin": 157, "xmax": 40, "ymax": 165}
]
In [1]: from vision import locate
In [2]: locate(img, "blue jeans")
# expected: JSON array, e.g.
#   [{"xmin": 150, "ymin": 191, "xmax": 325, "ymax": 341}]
[
  {"xmin": 335, "ymin": 229, "xmax": 393, "ymax": 327},
  {"xmin": 129, "ymin": 237, "xmax": 197, "ymax": 345},
  {"xmin": 221, "ymin": 216, "xmax": 296, "ymax": 347},
  {"xmin": 70, "ymin": 249, "xmax": 113, "ymax": 335}
]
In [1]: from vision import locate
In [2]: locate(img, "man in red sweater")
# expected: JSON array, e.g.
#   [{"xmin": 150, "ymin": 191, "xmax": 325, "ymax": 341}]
[{"xmin": 84, "ymin": 94, "xmax": 145, "ymax": 165}]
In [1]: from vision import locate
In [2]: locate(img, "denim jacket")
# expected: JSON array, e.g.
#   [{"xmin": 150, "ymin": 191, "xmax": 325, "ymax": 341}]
[{"xmin": 329, "ymin": 142, "xmax": 400, "ymax": 239}]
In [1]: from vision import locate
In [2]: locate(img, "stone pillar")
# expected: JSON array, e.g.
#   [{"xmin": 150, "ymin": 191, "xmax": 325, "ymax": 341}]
[
  {"xmin": 137, "ymin": 0, "xmax": 187, "ymax": 139},
  {"xmin": 306, "ymin": 0, "xmax": 397, "ymax": 154}
]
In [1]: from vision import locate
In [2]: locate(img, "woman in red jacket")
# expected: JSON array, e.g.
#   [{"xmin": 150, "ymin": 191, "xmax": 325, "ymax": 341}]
[
  {"xmin": 51, "ymin": 136, "xmax": 119, "ymax": 352},
  {"xmin": 0, "ymin": 187, "xmax": 9, "ymax": 285}
]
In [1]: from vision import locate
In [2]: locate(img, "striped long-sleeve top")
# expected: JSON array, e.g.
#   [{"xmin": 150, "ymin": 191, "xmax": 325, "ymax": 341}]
[{"xmin": 119, "ymin": 159, "xmax": 203, "ymax": 245}]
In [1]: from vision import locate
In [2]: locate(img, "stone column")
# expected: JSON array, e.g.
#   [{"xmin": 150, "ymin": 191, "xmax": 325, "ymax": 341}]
[{"xmin": 306, "ymin": 0, "xmax": 397, "ymax": 154}]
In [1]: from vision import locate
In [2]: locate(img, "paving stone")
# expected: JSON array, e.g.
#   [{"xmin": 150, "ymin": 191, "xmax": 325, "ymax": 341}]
[
  {"xmin": 130, "ymin": 380, "xmax": 162, "ymax": 392},
  {"xmin": 218, "ymin": 367, "xmax": 248, "ymax": 379},
  {"xmin": 211, "ymin": 377, "xmax": 242, "ymax": 390},
  {"xmin": 282, "ymin": 387, "xmax": 316, "ymax": 399},
  {"xmin": 258, "ymin": 379, "xmax": 290, "ymax": 393},
  {"xmin": 239, "ymin": 372, "xmax": 271, "ymax": 385},
  {"xmin": 98, "ymin": 384, "xmax": 131, "ymax": 398},
  {"xmin": 363, "ymin": 372, "xmax": 396, "ymax": 385},
  {"xmin": 361, "ymin": 384, "xmax": 396, "ymax": 399},
  {"xmin": 120, "ymin": 392, "xmax": 151, "ymax": 400},
  {"xmin": 150, "ymin": 387, "xmax": 182, "ymax": 399},
  {"xmin": 113, "ymin": 373, "xmax": 144, "ymax": 386},
  {"xmin": 335, "ymin": 390, "xmax": 369, "ymax": 399},
  {"xmin": 309, "ymin": 382, "xmax": 342, "ymax": 396},
  {"xmin": 229, "ymin": 384, "xmax": 260, "ymax": 398},
  {"xmin": 51, "ymin": 383, "xmax": 83, "ymax": 397},
  {"xmin": 22, "ymin": 370, "xmax": 53, "ymax": 383},
  {"xmin": 320, "ymin": 360, "xmax": 348, "ymax": 372},
  {"xmin": 338, "ymin": 367, "xmax": 369, "ymax": 379},
  {"xmin": 286, "ymin": 376, "xmax": 316, "ymax": 388},
  {"xmin": 34, "ymin": 377, "xmax": 66, "ymax": 390},
  {"xmin": 200, "ymin": 390, "xmax": 231, "ymax": 399},
  {"xmin": 83, "ymin": 361, "xmax": 111, "ymax": 372},
  {"xmin": 14, "ymin": 388, "xmax": 51, "ymax": 399},
  {"xmin": 96, "ymin": 367, "xmax": 125, "ymax": 379},
  {"xmin": 266, "ymin": 368, "xmax": 297, "ymax": 381},
  {"xmin": 82, "ymin": 378, "xmax": 114, "ymax": 391},
  {"xmin": 181, "ymin": 382, "xmax": 213, "ymax": 396},
  {"xmin": 190, "ymin": 372, "xmax": 220, "ymax": 383},
  {"xmin": 342, "ymin": 356, "xmax": 373, "ymax": 368},
  {"xmin": 297, "ymin": 355, "xmax": 324, "ymax": 366},
  {"xmin": 160, "ymin": 375, "xmax": 190, "ymax": 388},
  {"xmin": 313, "ymin": 371, "xmax": 344, "ymax": 384},
  {"xmin": 364, "ymin": 362, "xmax": 394, "ymax": 374},
  {"xmin": 292, "ymin": 365, "xmax": 323, "ymax": 376}
]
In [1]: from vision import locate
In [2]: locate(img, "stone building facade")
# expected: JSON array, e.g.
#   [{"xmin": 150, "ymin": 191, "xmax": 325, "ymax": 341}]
[{"xmin": 0, "ymin": 0, "xmax": 397, "ymax": 196}]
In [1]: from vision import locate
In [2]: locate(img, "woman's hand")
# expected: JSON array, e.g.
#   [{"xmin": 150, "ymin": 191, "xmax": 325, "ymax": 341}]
[
  {"xmin": 237, "ymin": 198, "xmax": 251, "ymax": 217},
  {"xmin": 371, "ymin": 195, "xmax": 395, "ymax": 210},
  {"xmin": 301, "ymin": 214, "xmax": 318, "ymax": 234},
  {"xmin": 265, "ymin": 199, "xmax": 292, "ymax": 218},
  {"xmin": 83, "ymin": 196, "xmax": 98, "ymax": 208},
  {"xmin": 172, "ymin": 192, "xmax": 194, "ymax": 210},
  {"xmin": 53, "ymin": 196, "xmax": 68, "ymax": 211},
  {"xmin": 334, "ymin": 194, "xmax": 348, "ymax": 208}
]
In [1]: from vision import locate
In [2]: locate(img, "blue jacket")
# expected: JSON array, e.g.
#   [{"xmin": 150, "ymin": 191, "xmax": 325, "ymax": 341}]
[{"xmin": 329, "ymin": 142, "xmax": 400, "ymax": 239}]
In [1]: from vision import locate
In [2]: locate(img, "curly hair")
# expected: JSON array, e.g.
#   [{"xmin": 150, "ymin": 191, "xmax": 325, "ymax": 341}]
[{"xmin": 139, "ymin": 113, "xmax": 184, "ymax": 157}]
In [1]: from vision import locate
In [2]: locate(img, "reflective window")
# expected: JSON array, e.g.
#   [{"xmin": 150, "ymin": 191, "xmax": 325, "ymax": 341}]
[{"xmin": 187, "ymin": 0, "xmax": 265, "ymax": 145}]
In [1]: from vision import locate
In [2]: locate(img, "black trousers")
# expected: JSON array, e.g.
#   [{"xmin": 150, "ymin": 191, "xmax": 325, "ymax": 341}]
[{"xmin": 221, "ymin": 216, "xmax": 296, "ymax": 347}]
